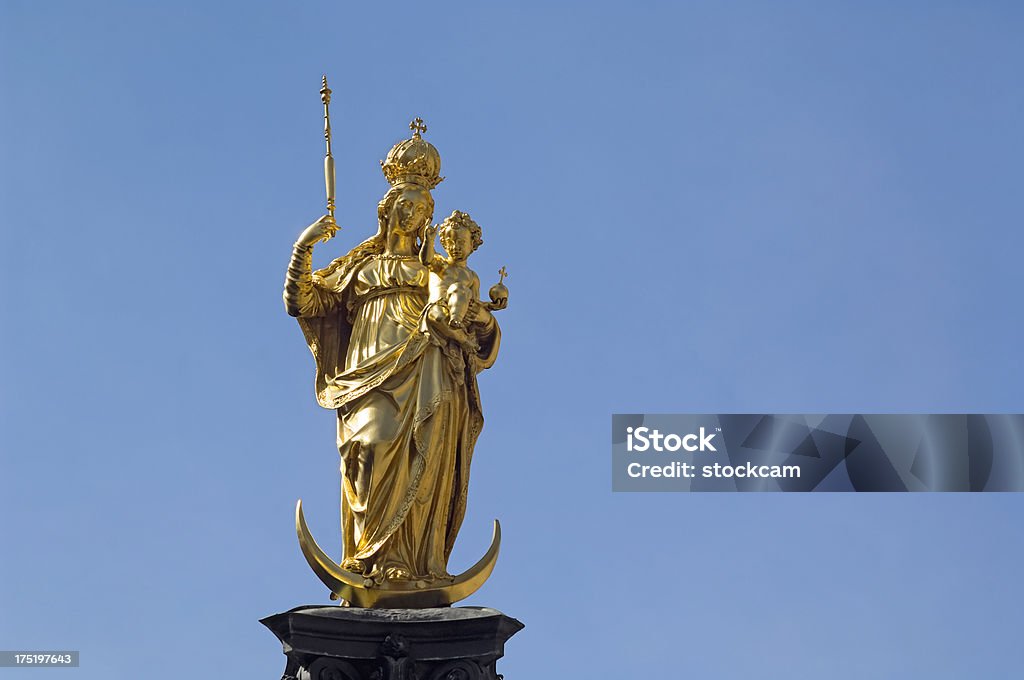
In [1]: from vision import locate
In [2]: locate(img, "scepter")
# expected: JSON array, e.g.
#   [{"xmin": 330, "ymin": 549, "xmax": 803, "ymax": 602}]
[{"xmin": 320, "ymin": 75, "xmax": 336, "ymax": 220}]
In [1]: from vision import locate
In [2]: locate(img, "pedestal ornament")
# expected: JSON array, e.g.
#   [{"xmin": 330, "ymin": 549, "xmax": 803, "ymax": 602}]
[{"xmin": 261, "ymin": 607, "xmax": 523, "ymax": 680}]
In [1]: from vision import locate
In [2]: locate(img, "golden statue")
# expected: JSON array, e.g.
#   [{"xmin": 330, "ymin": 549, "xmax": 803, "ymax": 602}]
[{"xmin": 283, "ymin": 94, "xmax": 508, "ymax": 607}]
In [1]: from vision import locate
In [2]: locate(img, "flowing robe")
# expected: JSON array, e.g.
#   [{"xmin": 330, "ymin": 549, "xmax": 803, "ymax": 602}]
[{"xmin": 284, "ymin": 245, "xmax": 500, "ymax": 580}]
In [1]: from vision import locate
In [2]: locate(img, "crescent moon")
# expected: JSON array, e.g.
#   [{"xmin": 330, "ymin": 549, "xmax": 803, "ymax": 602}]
[{"xmin": 295, "ymin": 499, "xmax": 501, "ymax": 608}]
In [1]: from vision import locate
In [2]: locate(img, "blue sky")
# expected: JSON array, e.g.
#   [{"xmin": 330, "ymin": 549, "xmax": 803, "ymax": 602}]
[{"xmin": 2, "ymin": 2, "xmax": 1023, "ymax": 677}]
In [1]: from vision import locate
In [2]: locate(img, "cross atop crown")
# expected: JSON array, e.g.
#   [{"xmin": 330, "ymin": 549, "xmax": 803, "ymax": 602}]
[{"xmin": 409, "ymin": 117, "xmax": 428, "ymax": 137}]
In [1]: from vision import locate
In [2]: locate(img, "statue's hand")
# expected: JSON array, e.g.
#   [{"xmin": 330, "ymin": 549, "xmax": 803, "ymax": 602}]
[
  {"xmin": 487, "ymin": 278, "xmax": 508, "ymax": 311},
  {"xmin": 296, "ymin": 215, "xmax": 339, "ymax": 247},
  {"xmin": 424, "ymin": 223, "xmax": 439, "ymax": 241},
  {"xmin": 466, "ymin": 299, "xmax": 493, "ymax": 326}
]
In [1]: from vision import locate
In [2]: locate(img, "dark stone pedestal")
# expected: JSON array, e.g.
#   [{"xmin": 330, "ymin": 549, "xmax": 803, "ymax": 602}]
[{"xmin": 261, "ymin": 606, "xmax": 523, "ymax": 680}]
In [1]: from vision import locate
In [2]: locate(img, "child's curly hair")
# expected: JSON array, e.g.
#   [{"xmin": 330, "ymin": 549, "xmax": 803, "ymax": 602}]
[{"xmin": 439, "ymin": 209, "xmax": 484, "ymax": 252}]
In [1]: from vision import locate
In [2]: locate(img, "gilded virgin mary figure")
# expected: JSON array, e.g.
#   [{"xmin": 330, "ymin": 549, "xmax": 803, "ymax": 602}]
[{"xmin": 283, "ymin": 126, "xmax": 503, "ymax": 586}]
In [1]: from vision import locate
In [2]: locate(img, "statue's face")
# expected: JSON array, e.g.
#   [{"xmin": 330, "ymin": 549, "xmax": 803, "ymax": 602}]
[
  {"xmin": 443, "ymin": 226, "xmax": 475, "ymax": 261},
  {"xmin": 390, "ymin": 186, "xmax": 432, "ymax": 235}
]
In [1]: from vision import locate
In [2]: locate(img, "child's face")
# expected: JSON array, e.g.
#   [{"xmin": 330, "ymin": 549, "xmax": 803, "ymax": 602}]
[{"xmin": 443, "ymin": 226, "xmax": 476, "ymax": 261}]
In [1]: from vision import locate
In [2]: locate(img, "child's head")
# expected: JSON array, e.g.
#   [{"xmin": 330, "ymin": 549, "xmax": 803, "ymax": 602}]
[{"xmin": 439, "ymin": 210, "xmax": 484, "ymax": 261}]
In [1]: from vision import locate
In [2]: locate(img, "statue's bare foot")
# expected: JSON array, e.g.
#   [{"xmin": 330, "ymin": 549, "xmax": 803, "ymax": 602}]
[
  {"xmin": 341, "ymin": 557, "xmax": 365, "ymax": 574},
  {"xmin": 384, "ymin": 567, "xmax": 412, "ymax": 581}
]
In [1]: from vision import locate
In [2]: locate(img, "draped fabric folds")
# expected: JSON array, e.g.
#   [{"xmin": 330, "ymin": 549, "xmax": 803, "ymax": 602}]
[{"xmin": 287, "ymin": 250, "xmax": 499, "ymax": 580}]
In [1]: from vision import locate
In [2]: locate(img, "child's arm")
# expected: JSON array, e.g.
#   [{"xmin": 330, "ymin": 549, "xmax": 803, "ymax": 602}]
[
  {"xmin": 470, "ymin": 269, "xmax": 482, "ymax": 299},
  {"xmin": 419, "ymin": 224, "xmax": 437, "ymax": 267},
  {"xmin": 419, "ymin": 224, "xmax": 447, "ymax": 272}
]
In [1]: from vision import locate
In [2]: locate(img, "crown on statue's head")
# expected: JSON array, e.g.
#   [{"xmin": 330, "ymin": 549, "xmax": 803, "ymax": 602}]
[{"xmin": 380, "ymin": 117, "xmax": 445, "ymax": 190}]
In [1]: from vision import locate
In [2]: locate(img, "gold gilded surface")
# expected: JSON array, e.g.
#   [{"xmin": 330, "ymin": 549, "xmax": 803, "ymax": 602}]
[
  {"xmin": 295, "ymin": 501, "xmax": 501, "ymax": 608},
  {"xmin": 320, "ymin": 75, "xmax": 336, "ymax": 219},
  {"xmin": 283, "ymin": 100, "xmax": 508, "ymax": 607}
]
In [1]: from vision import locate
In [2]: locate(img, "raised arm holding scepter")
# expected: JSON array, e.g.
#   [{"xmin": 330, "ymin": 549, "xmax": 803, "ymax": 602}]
[{"xmin": 293, "ymin": 76, "xmax": 341, "ymax": 250}]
